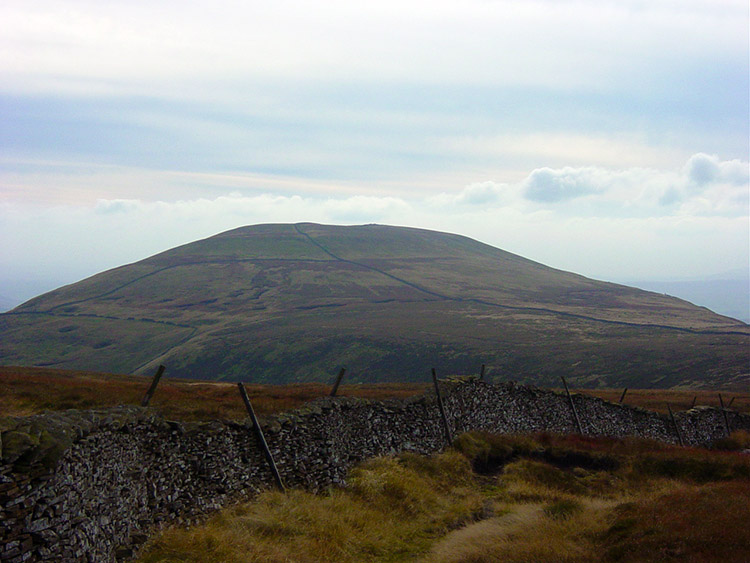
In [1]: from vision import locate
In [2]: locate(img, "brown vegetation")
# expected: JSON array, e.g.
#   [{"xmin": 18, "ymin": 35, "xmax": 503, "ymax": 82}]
[
  {"xmin": 5, "ymin": 366, "xmax": 749, "ymax": 561},
  {"xmin": 577, "ymin": 387, "xmax": 750, "ymax": 415},
  {"xmin": 137, "ymin": 431, "xmax": 750, "ymax": 562},
  {"xmin": 2, "ymin": 366, "xmax": 748, "ymax": 421},
  {"xmin": 0, "ymin": 366, "xmax": 428, "ymax": 420}
]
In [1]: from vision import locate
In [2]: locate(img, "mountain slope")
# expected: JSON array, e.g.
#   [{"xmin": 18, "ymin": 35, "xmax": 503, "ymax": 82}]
[{"xmin": 1, "ymin": 223, "xmax": 747, "ymax": 388}]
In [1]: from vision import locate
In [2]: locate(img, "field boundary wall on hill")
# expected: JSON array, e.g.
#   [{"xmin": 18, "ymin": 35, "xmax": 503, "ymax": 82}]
[{"xmin": 1, "ymin": 380, "xmax": 748, "ymax": 562}]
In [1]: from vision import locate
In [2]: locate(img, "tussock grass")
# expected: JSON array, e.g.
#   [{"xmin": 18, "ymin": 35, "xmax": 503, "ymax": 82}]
[
  {"xmin": 602, "ymin": 481, "xmax": 750, "ymax": 562},
  {"xmin": 137, "ymin": 432, "xmax": 750, "ymax": 562},
  {"xmin": 712, "ymin": 430, "xmax": 750, "ymax": 452},
  {"xmin": 138, "ymin": 451, "xmax": 483, "ymax": 563}
]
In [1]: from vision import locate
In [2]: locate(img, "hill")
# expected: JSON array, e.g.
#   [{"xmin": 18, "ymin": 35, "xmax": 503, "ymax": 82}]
[{"xmin": 1, "ymin": 223, "xmax": 747, "ymax": 388}]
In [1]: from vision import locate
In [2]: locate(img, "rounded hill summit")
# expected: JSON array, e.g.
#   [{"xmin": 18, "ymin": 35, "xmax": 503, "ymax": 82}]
[{"xmin": 1, "ymin": 223, "xmax": 747, "ymax": 388}]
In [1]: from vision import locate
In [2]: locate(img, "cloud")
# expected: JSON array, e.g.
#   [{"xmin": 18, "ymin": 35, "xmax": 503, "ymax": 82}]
[
  {"xmin": 322, "ymin": 196, "xmax": 412, "ymax": 222},
  {"xmin": 438, "ymin": 133, "xmax": 688, "ymax": 170},
  {"xmin": 686, "ymin": 153, "xmax": 722, "ymax": 186},
  {"xmin": 522, "ymin": 167, "xmax": 605, "ymax": 202},
  {"xmin": 428, "ymin": 181, "xmax": 510, "ymax": 207},
  {"xmin": 94, "ymin": 199, "xmax": 142, "ymax": 214},
  {"xmin": 1, "ymin": 0, "xmax": 745, "ymax": 95},
  {"xmin": 425, "ymin": 154, "xmax": 748, "ymax": 221},
  {"xmin": 685, "ymin": 153, "xmax": 749, "ymax": 187},
  {"xmin": 2, "ymin": 153, "xmax": 746, "ymax": 306},
  {"xmin": 505, "ymin": 155, "xmax": 748, "ymax": 217}
]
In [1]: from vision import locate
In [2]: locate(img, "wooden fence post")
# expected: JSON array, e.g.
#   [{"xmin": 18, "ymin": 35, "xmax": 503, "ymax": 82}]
[
  {"xmin": 330, "ymin": 367, "xmax": 346, "ymax": 397},
  {"xmin": 238, "ymin": 382, "xmax": 285, "ymax": 492},
  {"xmin": 431, "ymin": 368, "xmax": 453, "ymax": 446},
  {"xmin": 667, "ymin": 403, "xmax": 684, "ymax": 447},
  {"xmin": 619, "ymin": 388, "xmax": 628, "ymax": 404},
  {"xmin": 718, "ymin": 394, "xmax": 731, "ymax": 437},
  {"xmin": 141, "ymin": 365, "xmax": 165, "ymax": 407},
  {"xmin": 560, "ymin": 376, "xmax": 583, "ymax": 434},
  {"xmin": 479, "ymin": 364, "xmax": 486, "ymax": 381}
]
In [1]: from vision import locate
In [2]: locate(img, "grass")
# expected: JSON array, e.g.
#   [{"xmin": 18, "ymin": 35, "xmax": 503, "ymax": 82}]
[
  {"xmin": 3, "ymin": 366, "xmax": 749, "ymax": 421},
  {"xmin": 138, "ymin": 450, "xmax": 483, "ymax": 563},
  {"xmin": 4, "ymin": 366, "xmax": 749, "ymax": 421},
  {"xmin": 0, "ymin": 366, "xmax": 428, "ymax": 420},
  {"xmin": 3, "ymin": 224, "xmax": 747, "ymax": 389},
  {"xmin": 137, "ymin": 431, "xmax": 750, "ymax": 562},
  {"xmin": 577, "ymin": 388, "xmax": 750, "ymax": 415},
  {"xmin": 601, "ymin": 481, "xmax": 750, "ymax": 562}
]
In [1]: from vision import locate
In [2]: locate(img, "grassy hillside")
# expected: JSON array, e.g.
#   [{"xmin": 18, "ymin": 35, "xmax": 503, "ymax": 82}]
[
  {"xmin": 137, "ymin": 431, "xmax": 750, "ymax": 562},
  {"xmin": 2, "ymin": 223, "xmax": 747, "ymax": 388}
]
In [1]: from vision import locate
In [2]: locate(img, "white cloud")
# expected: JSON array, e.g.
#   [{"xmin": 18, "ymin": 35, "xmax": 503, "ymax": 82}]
[
  {"xmin": 428, "ymin": 154, "xmax": 748, "ymax": 218},
  {"xmin": 436, "ymin": 133, "xmax": 689, "ymax": 170},
  {"xmin": 428, "ymin": 181, "xmax": 511, "ymax": 207},
  {"xmin": 1, "ymin": 153, "xmax": 747, "ymax": 308},
  {"xmin": 522, "ymin": 167, "xmax": 606, "ymax": 202},
  {"xmin": 685, "ymin": 153, "xmax": 749, "ymax": 188},
  {"xmin": 0, "ymin": 1, "xmax": 745, "ymax": 312},
  {"xmin": 1, "ymin": 0, "xmax": 746, "ymax": 97}
]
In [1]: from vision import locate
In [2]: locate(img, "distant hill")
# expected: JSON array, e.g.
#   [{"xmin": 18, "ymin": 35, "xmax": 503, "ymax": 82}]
[
  {"xmin": 626, "ymin": 278, "xmax": 749, "ymax": 324},
  {"xmin": 1, "ymin": 223, "xmax": 747, "ymax": 388}
]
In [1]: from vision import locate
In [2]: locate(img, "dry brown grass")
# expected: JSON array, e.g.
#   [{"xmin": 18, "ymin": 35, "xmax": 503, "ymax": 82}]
[
  {"xmin": 0, "ymin": 366, "xmax": 428, "ymax": 420},
  {"xmin": 576, "ymin": 387, "xmax": 750, "ymax": 414},
  {"xmin": 3, "ymin": 366, "xmax": 748, "ymax": 422},
  {"xmin": 136, "ymin": 432, "xmax": 750, "ymax": 563},
  {"xmin": 138, "ymin": 450, "xmax": 483, "ymax": 563},
  {"xmin": 601, "ymin": 480, "xmax": 750, "ymax": 562},
  {"xmin": 423, "ymin": 499, "xmax": 617, "ymax": 563}
]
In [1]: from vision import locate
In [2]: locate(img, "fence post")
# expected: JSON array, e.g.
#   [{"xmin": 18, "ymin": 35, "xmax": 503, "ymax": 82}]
[
  {"xmin": 141, "ymin": 365, "xmax": 165, "ymax": 407},
  {"xmin": 479, "ymin": 364, "xmax": 486, "ymax": 381},
  {"xmin": 560, "ymin": 376, "xmax": 583, "ymax": 434},
  {"xmin": 667, "ymin": 403, "xmax": 684, "ymax": 447},
  {"xmin": 718, "ymin": 394, "xmax": 731, "ymax": 437},
  {"xmin": 238, "ymin": 382, "xmax": 285, "ymax": 492},
  {"xmin": 431, "ymin": 368, "xmax": 453, "ymax": 446},
  {"xmin": 330, "ymin": 367, "xmax": 346, "ymax": 397},
  {"xmin": 690, "ymin": 395, "xmax": 697, "ymax": 409},
  {"xmin": 727, "ymin": 397, "xmax": 735, "ymax": 408},
  {"xmin": 618, "ymin": 388, "xmax": 628, "ymax": 404}
]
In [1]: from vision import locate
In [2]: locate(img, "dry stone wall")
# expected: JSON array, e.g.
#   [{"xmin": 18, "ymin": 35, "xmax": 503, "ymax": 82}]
[{"xmin": 1, "ymin": 380, "xmax": 748, "ymax": 562}]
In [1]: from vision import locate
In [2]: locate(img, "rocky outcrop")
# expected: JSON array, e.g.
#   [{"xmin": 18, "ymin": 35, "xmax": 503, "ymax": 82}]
[{"xmin": 1, "ymin": 380, "xmax": 748, "ymax": 562}]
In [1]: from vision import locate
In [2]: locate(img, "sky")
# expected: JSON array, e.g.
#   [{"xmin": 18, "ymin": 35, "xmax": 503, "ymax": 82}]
[{"xmin": 1, "ymin": 0, "xmax": 748, "ymax": 312}]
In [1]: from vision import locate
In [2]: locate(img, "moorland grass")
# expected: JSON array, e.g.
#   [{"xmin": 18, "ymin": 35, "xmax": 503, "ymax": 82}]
[
  {"xmin": 6, "ymin": 366, "xmax": 746, "ymax": 422},
  {"xmin": 0, "ymin": 366, "xmax": 427, "ymax": 419},
  {"xmin": 138, "ymin": 450, "xmax": 483, "ymax": 563},
  {"xmin": 137, "ymin": 431, "xmax": 750, "ymax": 563}
]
